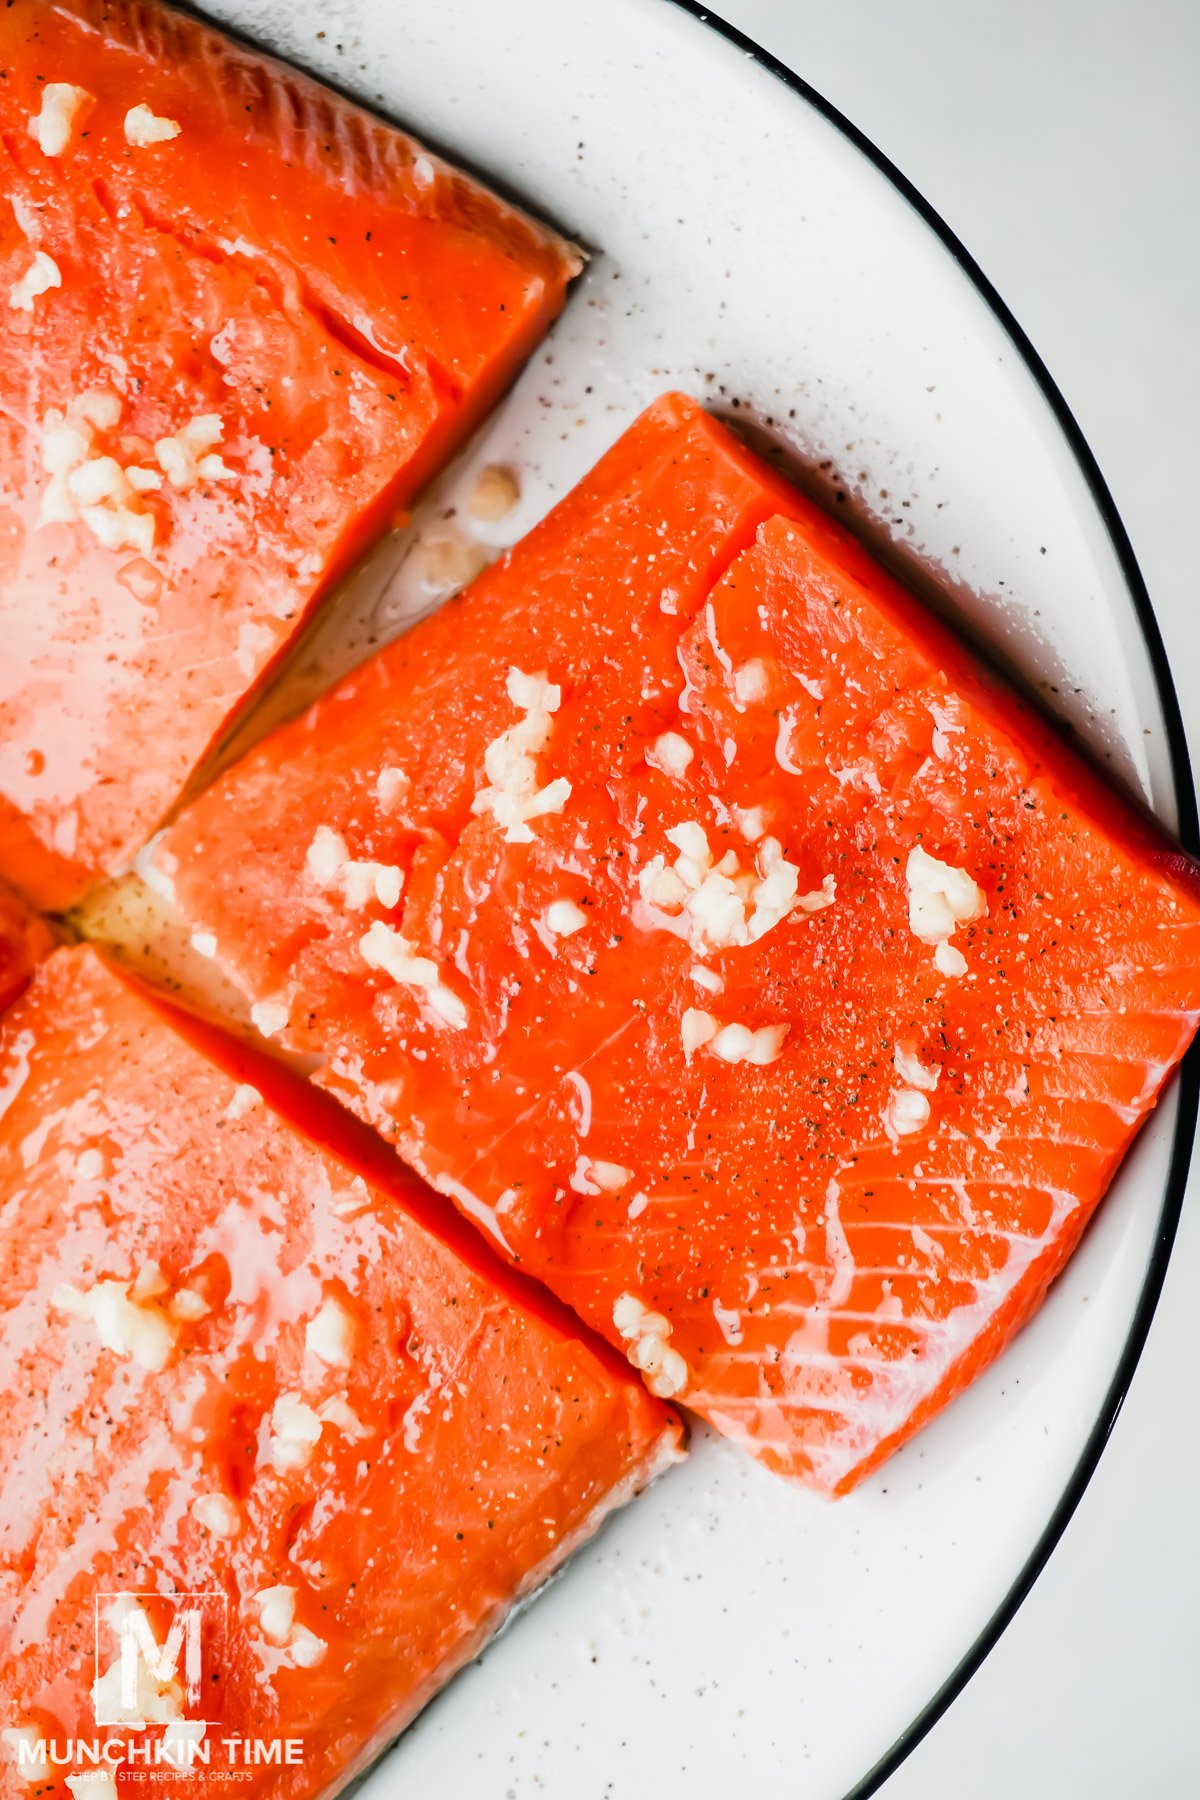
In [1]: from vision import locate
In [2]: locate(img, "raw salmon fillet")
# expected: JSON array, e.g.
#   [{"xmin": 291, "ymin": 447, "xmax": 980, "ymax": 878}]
[
  {"xmin": 160, "ymin": 393, "xmax": 1200, "ymax": 1495},
  {"xmin": 0, "ymin": 0, "xmax": 578, "ymax": 912},
  {"xmin": 0, "ymin": 946, "xmax": 681, "ymax": 1797}
]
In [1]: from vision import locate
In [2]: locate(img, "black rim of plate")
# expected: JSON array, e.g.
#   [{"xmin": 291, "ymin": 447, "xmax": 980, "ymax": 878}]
[{"xmin": 661, "ymin": 3, "xmax": 1200, "ymax": 1795}]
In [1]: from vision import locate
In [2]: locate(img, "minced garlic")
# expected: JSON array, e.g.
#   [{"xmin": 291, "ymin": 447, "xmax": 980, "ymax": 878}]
[
  {"xmin": 612, "ymin": 1293, "xmax": 687, "ymax": 1398},
  {"xmin": 52, "ymin": 1271, "xmax": 178, "ymax": 1372},
  {"xmin": 471, "ymin": 667, "xmax": 571, "ymax": 844},
  {"xmin": 304, "ymin": 1295, "xmax": 355, "ymax": 1369},
  {"xmin": 124, "ymin": 103, "xmax": 181, "ymax": 146},
  {"xmin": 251, "ymin": 1586, "xmax": 327, "ymax": 1667},
  {"xmin": 358, "ymin": 919, "xmax": 467, "ymax": 1028},
  {"xmin": 906, "ymin": 846, "xmax": 986, "ymax": 977},
  {"xmin": 638, "ymin": 820, "xmax": 834, "ymax": 954},
  {"xmin": 542, "ymin": 898, "xmax": 587, "ymax": 939},
  {"xmin": 29, "ymin": 84, "xmax": 90, "ymax": 156},
  {"xmin": 191, "ymin": 1493, "xmax": 241, "ymax": 1539},
  {"xmin": 8, "ymin": 251, "xmax": 61, "ymax": 313}
]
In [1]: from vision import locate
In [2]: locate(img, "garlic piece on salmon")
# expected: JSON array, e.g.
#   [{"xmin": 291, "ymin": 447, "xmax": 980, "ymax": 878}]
[
  {"xmin": 543, "ymin": 898, "xmax": 587, "ymax": 939},
  {"xmin": 748, "ymin": 837, "xmax": 806, "ymax": 939},
  {"xmin": 680, "ymin": 1006, "xmax": 719, "ymax": 1058},
  {"xmin": 154, "ymin": 414, "xmax": 226, "ymax": 492},
  {"xmin": 588, "ymin": 1160, "xmax": 633, "ymax": 1193},
  {"xmin": 304, "ymin": 1295, "xmax": 355, "ymax": 1368},
  {"xmin": 36, "ymin": 394, "xmax": 159, "ymax": 555},
  {"xmin": 40, "ymin": 417, "xmax": 92, "ymax": 478},
  {"xmin": 29, "ymin": 83, "xmax": 90, "ymax": 156},
  {"xmin": 225, "ymin": 1083, "xmax": 262, "ymax": 1121},
  {"xmin": 797, "ymin": 874, "xmax": 838, "ymax": 914},
  {"xmin": 197, "ymin": 453, "xmax": 236, "ymax": 480},
  {"xmin": 250, "ymin": 997, "xmax": 289, "ymax": 1039},
  {"xmin": 893, "ymin": 1041, "xmax": 940, "ymax": 1092},
  {"xmin": 317, "ymin": 1394, "xmax": 368, "ymax": 1439},
  {"xmin": 376, "ymin": 766, "xmax": 410, "ymax": 810},
  {"xmin": 471, "ymin": 667, "xmax": 572, "ymax": 843},
  {"xmin": 307, "ymin": 824, "xmax": 403, "ymax": 910},
  {"xmin": 731, "ymin": 657, "xmax": 769, "ymax": 706},
  {"xmin": 287, "ymin": 1625, "xmax": 328, "ymax": 1668},
  {"xmin": 307, "ymin": 823, "xmax": 353, "ymax": 888},
  {"xmin": 52, "ymin": 1275, "xmax": 178, "ymax": 1371},
  {"xmin": 124, "ymin": 103, "xmax": 181, "ymax": 146},
  {"xmin": 69, "ymin": 455, "xmax": 128, "ymax": 506},
  {"xmin": 267, "ymin": 1395, "xmax": 323, "ymax": 1471},
  {"xmin": 192, "ymin": 1493, "xmax": 241, "ymax": 1539},
  {"xmin": 359, "ymin": 920, "xmax": 467, "ymax": 1029},
  {"xmin": 639, "ymin": 859, "xmax": 688, "ymax": 910},
  {"xmin": 682, "ymin": 1007, "xmax": 787, "ymax": 1067},
  {"xmin": 253, "ymin": 1586, "xmax": 297, "ymax": 1644},
  {"xmin": 906, "ymin": 846, "xmax": 986, "ymax": 975},
  {"xmin": 646, "ymin": 731, "xmax": 694, "ymax": 779},
  {"xmin": 425, "ymin": 982, "xmax": 468, "ymax": 1028},
  {"xmin": 73, "ymin": 388, "xmax": 123, "ymax": 431},
  {"xmin": 362, "ymin": 921, "xmax": 440, "ymax": 983},
  {"xmin": 640, "ymin": 821, "xmax": 829, "ymax": 952},
  {"xmin": 732, "ymin": 803, "xmax": 768, "ymax": 842},
  {"xmin": 78, "ymin": 502, "xmax": 156, "ymax": 557},
  {"xmin": 935, "ymin": 940, "xmax": 968, "ymax": 979},
  {"xmin": 886, "ymin": 1088, "xmax": 932, "ymax": 1138},
  {"xmin": 709, "ymin": 1021, "xmax": 789, "ymax": 1066},
  {"xmin": 9, "ymin": 251, "xmax": 61, "ymax": 312},
  {"xmin": 37, "ymin": 480, "xmax": 78, "ymax": 525},
  {"xmin": 252, "ymin": 1586, "xmax": 327, "ymax": 1667},
  {"xmin": 342, "ymin": 861, "xmax": 404, "ymax": 910},
  {"xmin": 129, "ymin": 1259, "xmax": 168, "ymax": 1301},
  {"xmin": 169, "ymin": 1288, "xmax": 210, "ymax": 1322},
  {"xmin": 2, "ymin": 1728, "xmax": 44, "ymax": 1785},
  {"xmin": 886, "ymin": 1043, "xmax": 939, "ymax": 1138},
  {"xmin": 612, "ymin": 1294, "xmax": 688, "ymax": 1398}
]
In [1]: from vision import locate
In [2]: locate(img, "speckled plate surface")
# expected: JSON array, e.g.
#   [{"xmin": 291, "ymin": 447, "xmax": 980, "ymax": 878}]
[{"xmin": 197, "ymin": 2, "xmax": 1197, "ymax": 1794}]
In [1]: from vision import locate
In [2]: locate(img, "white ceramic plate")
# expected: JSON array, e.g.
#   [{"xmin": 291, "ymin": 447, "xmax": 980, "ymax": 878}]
[{"xmin": 195, "ymin": 2, "xmax": 1199, "ymax": 1793}]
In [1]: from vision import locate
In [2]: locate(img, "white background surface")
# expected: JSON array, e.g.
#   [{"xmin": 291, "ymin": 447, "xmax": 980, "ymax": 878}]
[{"xmin": 711, "ymin": 1, "xmax": 1199, "ymax": 1792}]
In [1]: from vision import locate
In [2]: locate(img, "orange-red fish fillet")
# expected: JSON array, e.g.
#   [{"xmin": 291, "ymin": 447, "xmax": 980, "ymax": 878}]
[
  {"xmin": 0, "ymin": 946, "xmax": 680, "ymax": 1797},
  {"xmin": 0, "ymin": 0, "xmax": 578, "ymax": 910},
  {"xmin": 161, "ymin": 394, "xmax": 1200, "ymax": 1495}
]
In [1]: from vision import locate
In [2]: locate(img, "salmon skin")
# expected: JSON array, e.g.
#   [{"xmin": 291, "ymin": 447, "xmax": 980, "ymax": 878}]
[
  {"xmin": 0, "ymin": 0, "xmax": 579, "ymax": 913},
  {"xmin": 160, "ymin": 392, "xmax": 1200, "ymax": 1496},
  {"xmin": 0, "ymin": 945, "xmax": 681, "ymax": 1799}
]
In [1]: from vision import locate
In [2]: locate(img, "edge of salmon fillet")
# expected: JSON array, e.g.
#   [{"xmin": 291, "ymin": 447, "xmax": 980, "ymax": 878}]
[{"xmin": 319, "ymin": 1430, "xmax": 682, "ymax": 1800}]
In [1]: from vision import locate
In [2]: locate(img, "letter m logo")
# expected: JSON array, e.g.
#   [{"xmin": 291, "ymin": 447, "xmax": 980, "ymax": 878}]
[{"xmin": 94, "ymin": 1592, "xmax": 225, "ymax": 1727}]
